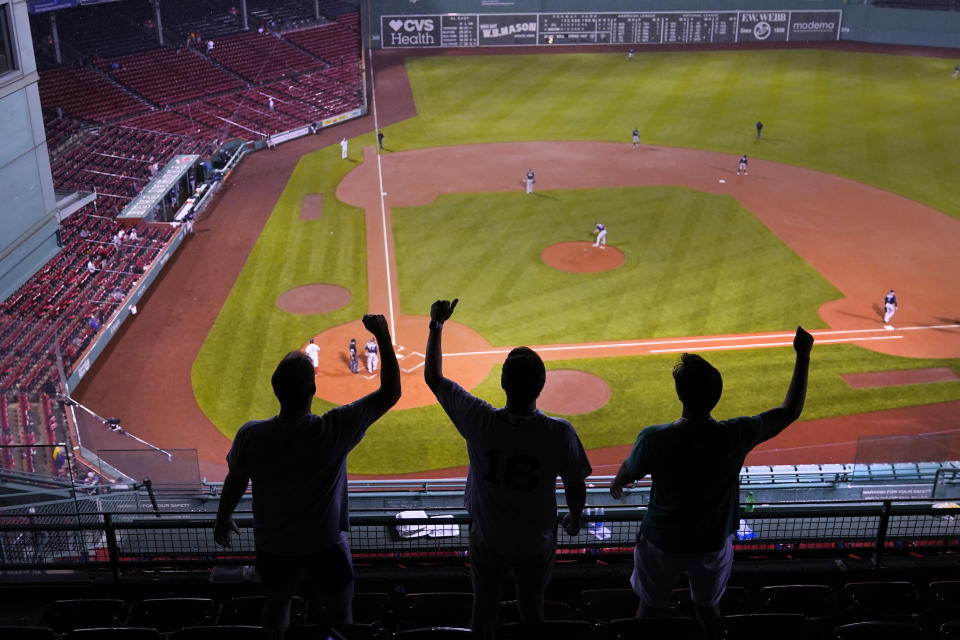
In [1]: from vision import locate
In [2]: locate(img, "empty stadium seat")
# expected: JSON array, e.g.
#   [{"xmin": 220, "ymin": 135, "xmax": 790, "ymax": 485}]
[
  {"xmin": 834, "ymin": 620, "xmax": 924, "ymax": 640},
  {"xmin": 668, "ymin": 587, "xmax": 754, "ymax": 618},
  {"xmin": 41, "ymin": 599, "xmax": 127, "ymax": 633},
  {"xmin": 397, "ymin": 594, "xmax": 472, "ymax": 630},
  {"xmin": 127, "ymin": 598, "xmax": 217, "ymax": 632},
  {"xmin": 602, "ymin": 616, "xmax": 705, "ymax": 640},
  {"xmin": 578, "ymin": 589, "xmax": 639, "ymax": 622},
  {"xmin": 718, "ymin": 613, "xmax": 809, "ymax": 640},
  {"xmin": 497, "ymin": 620, "xmax": 593, "ymax": 640}
]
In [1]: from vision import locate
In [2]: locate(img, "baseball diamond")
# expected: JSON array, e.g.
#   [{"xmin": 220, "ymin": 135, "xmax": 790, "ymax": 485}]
[{"xmin": 72, "ymin": 45, "xmax": 960, "ymax": 482}]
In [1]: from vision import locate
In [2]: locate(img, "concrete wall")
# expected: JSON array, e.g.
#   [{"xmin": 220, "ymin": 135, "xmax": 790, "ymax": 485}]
[
  {"xmin": 0, "ymin": 0, "xmax": 60, "ymax": 302},
  {"xmin": 842, "ymin": 6, "xmax": 960, "ymax": 48}
]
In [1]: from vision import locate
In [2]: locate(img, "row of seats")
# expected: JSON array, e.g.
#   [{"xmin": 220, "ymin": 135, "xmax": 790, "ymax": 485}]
[
  {"xmin": 207, "ymin": 31, "xmax": 324, "ymax": 83},
  {"xmin": 0, "ymin": 202, "xmax": 173, "ymax": 397},
  {"xmin": 38, "ymin": 68, "xmax": 149, "ymax": 124},
  {"xmin": 11, "ymin": 584, "xmax": 960, "ymax": 639},
  {"xmin": 284, "ymin": 22, "xmax": 360, "ymax": 67},
  {"xmin": 97, "ymin": 49, "xmax": 245, "ymax": 108}
]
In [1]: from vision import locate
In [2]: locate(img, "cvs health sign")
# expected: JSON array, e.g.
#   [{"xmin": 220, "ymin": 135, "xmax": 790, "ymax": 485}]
[{"xmin": 382, "ymin": 16, "xmax": 439, "ymax": 47}]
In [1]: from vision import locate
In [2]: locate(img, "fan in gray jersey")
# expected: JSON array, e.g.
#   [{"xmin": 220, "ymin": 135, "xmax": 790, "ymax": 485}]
[{"xmin": 424, "ymin": 298, "xmax": 592, "ymax": 633}]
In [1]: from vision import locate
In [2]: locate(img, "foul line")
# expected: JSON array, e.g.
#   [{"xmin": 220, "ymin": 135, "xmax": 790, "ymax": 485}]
[
  {"xmin": 442, "ymin": 323, "xmax": 958, "ymax": 358},
  {"xmin": 650, "ymin": 335, "xmax": 901, "ymax": 354},
  {"xmin": 367, "ymin": 46, "xmax": 396, "ymax": 343}
]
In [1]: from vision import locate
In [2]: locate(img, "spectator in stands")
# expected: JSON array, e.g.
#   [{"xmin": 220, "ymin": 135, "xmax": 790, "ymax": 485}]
[
  {"xmin": 129, "ymin": 228, "xmax": 138, "ymax": 242},
  {"xmin": 423, "ymin": 298, "xmax": 591, "ymax": 632},
  {"xmin": 609, "ymin": 327, "xmax": 814, "ymax": 639},
  {"xmin": 88, "ymin": 314, "xmax": 100, "ymax": 332},
  {"xmin": 86, "ymin": 259, "xmax": 98, "ymax": 273},
  {"xmin": 269, "ymin": 97, "xmax": 275, "ymax": 112},
  {"xmin": 207, "ymin": 39, "xmax": 215, "ymax": 54},
  {"xmin": 214, "ymin": 314, "xmax": 401, "ymax": 640},
  {"xmin": 79, "ymin": 228, "xmax": 90, "ymax": 239}
]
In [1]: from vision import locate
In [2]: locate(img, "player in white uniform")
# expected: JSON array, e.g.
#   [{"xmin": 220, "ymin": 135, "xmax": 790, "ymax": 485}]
[
  {"xmin": 737, "ymin": 154, "xmax": 748, "ymax": 175},
  {"xmin": 593, "ymin": 223, "xmax": 607, "ymax": 248},
  {"xmin": 340, "ymin": 137, "xmax": 348, "ymax": 160},
  {"xmin": 525, "ymin": 169, "xmax": 535, "ymax": 194},
  {"xmin": 424, "ymin": 298, "xmax": 591, "ymax": 633},
  {"xmin": 305, "ymin": 338, "xmax": 320, "ymax": 374},
  {"xmin": 364, "ymin": 337, "xmax": 379, "ymax": 372},
  {"xmin": 632, "ymin": 128, "xmax": 640, "ymax": 148},
  {"xmin": 883, "ymin": 289, "xmax": 899, "ymax": 324}
]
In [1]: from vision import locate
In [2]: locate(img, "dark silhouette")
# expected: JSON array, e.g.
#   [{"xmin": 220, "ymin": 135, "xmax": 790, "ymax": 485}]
[
  {"xmin": 214, "ymin": 314, "xmax": 400, "ymax": 640},
  {"xmin": 377, "ymin": 130, "xmax": 384, "ymax": 149},
  {"xmin": 610, "ymin": 326, "xmax": 813, "ymax": 640},
  {"xmin": 756, "ymin": 121, "xmax": 763, "ymax": 139},
  {"xmin": 424, "ymin": 299, "xmax": 591, "ymax": 632}
]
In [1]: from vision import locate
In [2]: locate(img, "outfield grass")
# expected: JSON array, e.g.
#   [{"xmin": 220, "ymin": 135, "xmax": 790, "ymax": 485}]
[
  {"xmin": 393, "ymin": 187, "xmax": 840, "ymax": 345},
  {"xmin": 388, "ymin": 50, "xmax": 960, "ymax": 220},
  {"xmin": 192, "ymin": 50, "xmax": 960, "ymax": 473}
]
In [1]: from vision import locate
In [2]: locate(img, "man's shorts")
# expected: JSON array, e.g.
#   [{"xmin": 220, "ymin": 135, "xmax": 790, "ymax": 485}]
[
  {"xmin": 256, "ymin": 532, "xmax": 353, "ymax": 594},
  {"xmin": 630, "ymin": 535, "xmax": 734, "ymax": 610}
]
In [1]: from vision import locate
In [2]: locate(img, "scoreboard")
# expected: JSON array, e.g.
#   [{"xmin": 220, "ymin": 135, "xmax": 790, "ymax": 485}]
[{"xmin": 380, "ymin": 10, "xmax": 841, "ymax": 48}]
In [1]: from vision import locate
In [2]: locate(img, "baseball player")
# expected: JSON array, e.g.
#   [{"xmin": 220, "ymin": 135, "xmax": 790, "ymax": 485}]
[
  {"xmin": 628, "ymin": 49, "xmax": 635, "ymax": 60},
  {"xmin": 348, "ymin": 338, "xmax": 358, "ymax": 374},
  {"xmin": 953, "ymin": 65, "xmax": 959, "ymax": 79},
  {"xmin": 756, "ymin": 121, "xmax": 763, "ymax": 139},
  {"xmin": 593, "ymin": 223, "xmax": 607, "ymax": 248},
  {"xmin": 305, "ymin": 338, "xmax": 320, "ymax": 374},
  {"xmin": 632, "ymin": 127, "xmax": 640, "ymax": 148},
  {"xmin": 365, "ymin": 336, "xmax": 379, "ymax": 373},
  {"xmin": 525, "ymin": 169, "xmax": 535, "ymax": 194},
  {"xmin": 737, "ymin": 154, "xmax": 748, "ymax": 175},
  {"xmin": 340, "ymin": 137, "xmax": 348, "ymax": 160},
  {"xmin": 883, "ymin": 289, "xmax": 899, "ymax": 324}
]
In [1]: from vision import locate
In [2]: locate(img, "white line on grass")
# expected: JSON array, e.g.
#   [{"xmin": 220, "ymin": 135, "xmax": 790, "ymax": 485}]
[
  {"xmin": 442, "ymin": 323, "xmax": 955, "ymax": 358},
  {"xmin": 367, "ymin": 46, "xmax": 396, "ymax": 343},
  {"xmin": 649, "ymin": 335, "xmax": 902, "ymax": 354}
]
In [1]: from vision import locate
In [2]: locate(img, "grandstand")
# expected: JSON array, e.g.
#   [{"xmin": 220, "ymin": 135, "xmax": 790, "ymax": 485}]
[{"xmin": 1, "ymin": 0, "xmax": 365, "ymax": 489}]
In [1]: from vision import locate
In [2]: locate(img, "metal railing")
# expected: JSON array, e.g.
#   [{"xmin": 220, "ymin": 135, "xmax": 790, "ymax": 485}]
[{"xmin": 2, "ymin": 501, "xmax": 959, "ymax": 580}]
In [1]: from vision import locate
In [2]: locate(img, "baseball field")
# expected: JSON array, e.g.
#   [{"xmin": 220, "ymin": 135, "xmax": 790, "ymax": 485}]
[{"xmin": 75, "ymin": 46, "xmax": 960, "ymax": 480}]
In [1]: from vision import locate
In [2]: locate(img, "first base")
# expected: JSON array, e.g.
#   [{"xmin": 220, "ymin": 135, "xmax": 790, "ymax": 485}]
[{"xmin": 718, "ymin": 179, "xmax": 727, "ymax": 184}]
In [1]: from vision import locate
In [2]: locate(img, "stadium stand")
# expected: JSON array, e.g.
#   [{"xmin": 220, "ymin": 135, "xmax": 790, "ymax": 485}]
[
  {"xmin": 38, "ymin": 68, "xmax": 149, "ymax": 123},
  {"xmin": 97, "ymin": 48, "xmax": 245, "ymax": 108},
  {"xmin": 206, "ymin": 31, "xmax": 325, "ymax": 83}
]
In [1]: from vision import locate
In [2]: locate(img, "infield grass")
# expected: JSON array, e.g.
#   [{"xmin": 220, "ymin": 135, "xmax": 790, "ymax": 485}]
[
  {"xmin": 193, "ymin": 50, "xmax": 960, "ymax": 473},
  {"xmin": 393, "ymin": 187, "xmax": 838, "ymax": 344}
]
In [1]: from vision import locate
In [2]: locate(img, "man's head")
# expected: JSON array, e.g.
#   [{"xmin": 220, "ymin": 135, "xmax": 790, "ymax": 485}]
[
  {"xmin": 501, "ymin": 347, "xmax": 546, "ymax": 405},
  {"xmin": 673, "ymin": 353, "xmax": 723, "ymax": 415},
  {"xmin": 271, "ymin": 351, "xmax": 316, "ymax": 408}
]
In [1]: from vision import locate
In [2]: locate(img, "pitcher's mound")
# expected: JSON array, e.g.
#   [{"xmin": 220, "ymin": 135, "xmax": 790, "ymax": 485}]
[
  {"xmin": 542, "ymin": 242, "xmax": 625, "ymax": 273},
  {"xmin": 277, "ymin": 284, "xmax": 351, "ymax": 314},
  {"xmin": 539, "ymin": 369, "xmax": 611, "ymax": 414}
]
